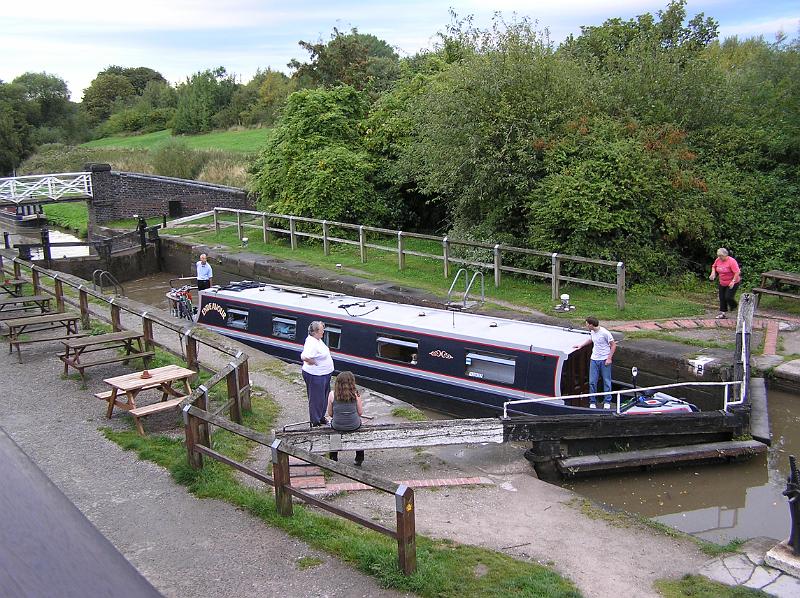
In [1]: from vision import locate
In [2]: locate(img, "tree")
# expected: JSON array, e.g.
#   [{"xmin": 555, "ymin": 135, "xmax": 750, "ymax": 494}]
[
  {"xmin": 249, "ymin": 86, "xmax": 389, "ymax": 224},
  {"xmin": 172, "ymin": 67, "xmax": 238, "ymax": 134},
  {"xmin": 0, "ymin": 82, "xmax": 34, "ymax": 174},
  {"xmin": 82, "ymin": 73, "xmax": 136, "ymax": 124},
  {"xmin": 11, "ymin": 72, "xmax": 71, "ymax": 127},
  {"xmin": 100, "ymin": 66, "xmax": 167, "ymax": 95},
  {"xmin": 289, "ymin": 28, "xmax": 400, "ymax": 95}
]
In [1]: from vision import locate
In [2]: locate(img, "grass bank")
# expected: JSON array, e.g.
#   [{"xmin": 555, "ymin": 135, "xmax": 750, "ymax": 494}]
[{"xmin": 81, "ymin": 128, "xmax": 272, "ymax": 153}]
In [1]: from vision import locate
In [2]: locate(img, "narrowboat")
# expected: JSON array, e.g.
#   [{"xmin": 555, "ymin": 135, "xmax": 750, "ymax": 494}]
[
  {"xmin": 196, "ymin": 281, "xmax": 695, "ymax": 417},
  {"xmin": 0, "ymin": 204, "xmax": 46, "ymax": 226}
]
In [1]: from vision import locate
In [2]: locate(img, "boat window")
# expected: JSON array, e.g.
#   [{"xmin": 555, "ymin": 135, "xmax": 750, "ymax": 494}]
[
  {"xmin": 465, "ymin": 351, "xmax": 516, "ymax": 384},
  {"xmin": 324, "ymin": 325, "xmax": 341, "ymax": 350},
  {"xmin": 272, "ymin": 316, "xmax": 296, "ymax": 340},
  {"xmin": 377, "ymin": 335, "xmax": 418, "ymax": 364},
  {"xmin": 226, "ymin": 308, "xmax": 248, "ymax": 330}
]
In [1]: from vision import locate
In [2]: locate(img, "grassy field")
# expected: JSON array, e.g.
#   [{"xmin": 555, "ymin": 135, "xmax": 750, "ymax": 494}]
[
  {"xmin": 82, "ymin": 128, "xmax": 272, "ymax": 154},
  {"xmin": 43, "ymin": 203, "xmax": 90, "ymax": 237}
]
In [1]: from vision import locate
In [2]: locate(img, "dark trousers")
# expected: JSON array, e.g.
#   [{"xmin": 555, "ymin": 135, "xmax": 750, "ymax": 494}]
[
  {"xmin": 718, "ymin": 282, "xmax": 740, "ymax": 312},
  {"xmin": 197, "ymin": 279, "xmax": 211, "ymax": 291},
  {"xmin": 328, "ymin": 450, "xmax": 365, "ymax": 464},
  {"xmin": 302, "ymin": 370, "xmax": 331, "ymax": 425}
]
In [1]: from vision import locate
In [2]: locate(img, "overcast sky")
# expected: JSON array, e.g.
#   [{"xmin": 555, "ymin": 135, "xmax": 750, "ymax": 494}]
[{"xmin": 3, "ymin": 1, "xmax": 799, "ymax": 100}]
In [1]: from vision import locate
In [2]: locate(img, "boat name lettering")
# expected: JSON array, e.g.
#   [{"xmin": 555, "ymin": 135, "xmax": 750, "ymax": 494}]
[
  {"xmin": 429, "ymin": 349, "xmax": 453, "ymax": 359},
  {"xmin": 201, "ymin": 302, "xmax": 227, "ymax": 319}
]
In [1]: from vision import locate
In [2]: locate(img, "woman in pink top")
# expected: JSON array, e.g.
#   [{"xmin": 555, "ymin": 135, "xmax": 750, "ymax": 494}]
[{"xmin": 709, "ymin": 248, "xmax": 741, "ymax": 319}]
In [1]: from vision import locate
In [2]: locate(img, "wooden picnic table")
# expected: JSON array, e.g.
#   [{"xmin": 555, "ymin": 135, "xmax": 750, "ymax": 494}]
[
  {"xmin": 1, "ymin": 278, "xmax": 26, "ymax": 297},
  {"xmin": 2, "ymin": 311, "xmax": 84, "ymax": 362},
  {"xmin": 99, "ymin": 364, "xmax": 194, "ymax": 435},
  {"xmin": 753, "ymin": 270, "xmax": 800, "ymax": 307},
  {"xmin": 0, "ymin": 294, "xmax": 52, "ymax": 314},
  {"xmin": 59, "ymin": 330, "xmax": 154, "ymax": 381}
]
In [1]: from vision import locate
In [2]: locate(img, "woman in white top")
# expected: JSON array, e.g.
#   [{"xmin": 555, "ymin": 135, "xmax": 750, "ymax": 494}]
[{"xmin": 300, "ymin": 321, "xmax": 334, "ymax": 426}]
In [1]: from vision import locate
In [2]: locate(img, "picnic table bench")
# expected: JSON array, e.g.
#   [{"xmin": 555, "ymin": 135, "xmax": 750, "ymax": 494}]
[
  {"xmin": 753, "ymin": 270, "xmax": 800, "ymax": 308},
  {"xmin": 0, "ymin": 294, "xmax": 52, "ymax": 314},
  {"xmin": 1, "ymin": 278, "xmax": 26, "ymax": 297},
  {"xmin": 1, "ymin": 311, "xmax": 86, "ymax": 362},
  {"xmin": 98, "ymin": 364, "xmax": 194, "ymax": 435},
  {"xmin": 59, "ymin": 330, "xmax": 154, "ymax": 381}
]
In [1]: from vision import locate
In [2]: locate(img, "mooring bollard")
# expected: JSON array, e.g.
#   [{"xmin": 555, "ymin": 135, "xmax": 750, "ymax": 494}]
[{"xmin": 783, "ymin": 455, "xmax": 800, "ymax": 555}]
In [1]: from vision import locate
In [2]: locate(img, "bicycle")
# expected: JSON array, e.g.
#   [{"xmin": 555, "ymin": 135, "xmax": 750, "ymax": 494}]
[{"xmin": 169, "ymin": 285, "xmax": 194, "ymax": 321}]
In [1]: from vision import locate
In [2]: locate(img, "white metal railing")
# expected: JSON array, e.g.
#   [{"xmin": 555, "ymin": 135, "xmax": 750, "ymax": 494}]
[
  {"xmin": 202, "ymin": 207, "xmax": 627, "ymax": 308},
  {"xmin": 0, "ymin": 172, "xmax": 93, "ymax": 203},
  {"xmin": 502, "ymin": 379, "xmax": 746, "ymax": 418}
]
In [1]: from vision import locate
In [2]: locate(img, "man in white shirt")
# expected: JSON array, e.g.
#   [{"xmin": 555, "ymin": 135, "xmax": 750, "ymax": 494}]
[
  {"xmin": 574, "ymin": 316, "xmax": 617, "ymax": 409},
  {"xmin": 196, "ymin": 253, "xmax": 213, "ymax": 291}
]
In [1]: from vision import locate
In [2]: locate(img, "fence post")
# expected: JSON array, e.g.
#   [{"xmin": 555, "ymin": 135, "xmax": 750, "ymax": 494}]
[
  {"xmin": 322, "ymin": 221, "xmax": 330, "ymax": 256},
  {"xmin": 616, "ymin": 262, "xmax": 626, "ymax": 310},
  {"xmin": 442, "ymin": 236, "xmax": 450, "ymax": 279},
  {"xmin": 54, "ymin": 277, "xmax": 64, "ymax": 313},
  {"xmin": 79, "ymin": 287, "xmax": 90, "ymax": 329},
  {"xmin": 262, "ymin": 214, "xmax": 269, "ymax": 244},
  {"xmin": 289, "ymin": 217, "xmax": 297, "ymax": 250},
  {"xmin": 359, "ymin": 226, "xmax": 366, "ymax": 263},
  {"xmin": 3, "ymin": 232, "xmax": 9, "ymax": 249},
  {"xmin": 397, "ymin": 231, "xmax": 405, "ymax": 271},
  {"xmin": 493, "ymin": 244, "xmax": 501, "ymax": 288},
  {"xmin": 142, "ymin": 315, "xmax": 154, "ymax": 351},
  {"xmin": 40, "ymin": 225, "xmax": 51, "ymax": 268},
  {"xmin": 236, "ymin": 210, "xmax": 242, "ymax": 240},
  {"xmin": 551, "ymin": 253, "xmax": 561, "ymax": 302},
  {"xmin": 238, "ymin": 357, "xmax": 251, "ymax": 411},
  {"xmin": 182, "ymin": 405, "xmax": 203, "ymax": 470},
  {"xmin": 395, "ymin": 485, "xmax": 417, "ymax": 575},
  {"xmin": 226, "ymin": 367, "xmax": 242, "ymax": 424},
  {"xmin": 214, "ymin": 208, "xmax": 220, "ymax": 234},
  {"xmin": 31, "ymin": 268, "xmax": 40, "ymax": 295},
  {"xmin": 110, "ymin": 302, "xmax": 121, "ymax": 332},
  {"xmin": 185, "ymin": 334, "xmax": 199, "ymax": 382},
  {"xmin": 271, "ymin": 440, "xmax": 293, "ymax": 517},
  {"xmin": 13, "ymin": 260, "xmax": 21, "ymax": 280}
]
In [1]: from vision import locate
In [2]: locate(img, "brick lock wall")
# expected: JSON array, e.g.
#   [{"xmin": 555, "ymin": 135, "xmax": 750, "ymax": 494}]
[{"xmin": 86, "ymin": 163, "xmax": 252, "ymax": 236}]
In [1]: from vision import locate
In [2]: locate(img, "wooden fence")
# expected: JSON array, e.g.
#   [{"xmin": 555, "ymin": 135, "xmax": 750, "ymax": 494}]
[{"xmin": 209, "ymin": 207, "xmax": 627, "ymax": 309}]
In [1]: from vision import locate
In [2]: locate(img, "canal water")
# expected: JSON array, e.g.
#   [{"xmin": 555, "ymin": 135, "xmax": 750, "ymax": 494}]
[{"xmin": 1, "ymin": 223, "xmax": 89, "ymax": 259}]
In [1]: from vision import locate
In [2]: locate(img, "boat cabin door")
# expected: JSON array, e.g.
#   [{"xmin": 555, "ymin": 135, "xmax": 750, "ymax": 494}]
[{"xmin": 561, "ymin": 345, "xmax": 591, "ymax": 398}]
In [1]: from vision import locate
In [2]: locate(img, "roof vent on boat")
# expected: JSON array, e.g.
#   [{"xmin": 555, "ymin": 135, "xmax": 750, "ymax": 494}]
[
  {"xmin": 418, "ymin": 311, "xmax": 426, "ymax": 317},
  {"xmin": 489, "ymin": 321, "xmax": 498, "ymax": 327},
  {"xmin": 301, "ymin": 293, "xmax": 308, "ymax": 298}
]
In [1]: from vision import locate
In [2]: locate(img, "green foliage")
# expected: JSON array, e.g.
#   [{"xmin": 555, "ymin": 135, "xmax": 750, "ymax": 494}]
[
  {"xmin": 249, "ymin": 86, "xmax": 390, "ymax": 224},
  {"xmin": 289, "ymin": 27, "xmax": 400, "ymax": 96},
  {"xmin": 173, "ymin": 67, "xmax": 238, "ymax": 135},
  {"xmin": 0, "ymin": 82, "xmax": 34, "ymax": 174},
  {"xmin": 151, "ymin": 138, "xmax": 207, "ymax": 179},
  {"xmin": 82, "ymin": 73, "xmax": 136, "ymax": 124},
  {"xmin": 42, "ymin": 203, "xmax": 89, "ymax": 237}
]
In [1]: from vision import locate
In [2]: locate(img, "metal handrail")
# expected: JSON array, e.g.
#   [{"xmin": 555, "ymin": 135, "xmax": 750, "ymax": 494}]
[
  {"xmin": 446, "ymin": 268, "xmax": 468, "ymax": 307},
  {"xmin": 92, "ymin": 269, "xmax": 125, "ymax": 296},
  {"xmin": 464, "ymin": 271, "xmax": 485, "ymax": 306},
  {"xmin": 502, "ymin": 379, "xmax": 745, "ymax": 418},
  {"xmin": 0, "ymin": 172, "xmax": 92, "ymax": 203}
]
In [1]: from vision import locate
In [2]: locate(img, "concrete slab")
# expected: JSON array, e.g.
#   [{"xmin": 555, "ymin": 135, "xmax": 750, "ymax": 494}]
[
  {"xmin": 742, "ymin": 537, "xmax": 783, "ymax": 566},
  {"xmin": 749, "ymin": 379, "xmax": 772, "ymax": 445},
  {"xmin": 766, "ymin": 541, "xmax": 800, "ymax": 578},
  {"xmin": 763, "ymin": 573, "xmax": 800, "ymax": 598},
  {"xmin": 773, "ymin": 360, "xmax": 800, "ymax": 385},
  {"xmin": 744, "ymin": 566, "xmax": 781, "ymax": 590},
  {"xmin": 723, "ymin": 553, "xmax": 760, "ymax": 584},
  {"xmin": 698, "ymin": 558, "xmax": 741, "ymax": 585}
]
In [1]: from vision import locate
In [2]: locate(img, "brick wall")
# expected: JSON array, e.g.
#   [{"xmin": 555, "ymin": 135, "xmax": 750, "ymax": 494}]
[{"xmin": 86, "ymin": 163, "xmax": 252, "ymax": 236}]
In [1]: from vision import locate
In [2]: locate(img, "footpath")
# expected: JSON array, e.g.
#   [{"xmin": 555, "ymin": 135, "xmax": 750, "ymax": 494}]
[{"xmin": 1, "ymin": 293, "xmax": 800, "ymax": 597}]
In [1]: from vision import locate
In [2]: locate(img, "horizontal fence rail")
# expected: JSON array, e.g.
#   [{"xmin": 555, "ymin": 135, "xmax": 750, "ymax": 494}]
[
  {"xmin": 204, "ymin": 207, "xmax": 626, "ymax": 309},
  {"xmin": 0, "ymin": 172, "xmax": 93, "ymax": 204}
]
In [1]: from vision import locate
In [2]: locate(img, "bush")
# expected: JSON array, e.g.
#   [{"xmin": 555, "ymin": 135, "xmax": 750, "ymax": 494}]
[{"xmin": 150, "ymin": 138, "xmax": 207, "ymax": 179}]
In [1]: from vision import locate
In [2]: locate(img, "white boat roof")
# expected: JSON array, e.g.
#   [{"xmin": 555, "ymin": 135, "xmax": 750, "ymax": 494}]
[{"xmin": 204, "ymin": 282, "xmax": 591, "ymax": 357}]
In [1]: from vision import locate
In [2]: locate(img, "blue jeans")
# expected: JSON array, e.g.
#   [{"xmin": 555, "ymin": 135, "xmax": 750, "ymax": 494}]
[{"xmin": 589, "ymin": 359, "xmax": 612, "ymax": 404}]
